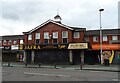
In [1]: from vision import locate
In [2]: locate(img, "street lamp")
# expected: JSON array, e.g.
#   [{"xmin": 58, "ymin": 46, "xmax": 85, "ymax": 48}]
[{"xmin": 99, "ymin": 9, "xmax": 104, "ymax": 65}]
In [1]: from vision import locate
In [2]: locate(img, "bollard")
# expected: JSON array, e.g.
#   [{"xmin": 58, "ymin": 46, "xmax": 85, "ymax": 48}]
[
  {"xmin": 8, "ymin": 62, "xmax": 10, "ymax": 67},
  {"xmin": 25, "ymin": 63, "xmax": 27, "ymax": 67},
  {"xmin": 80, "ymin": 64, "xmax": 82, "ymax": 69},
  {"xmin": 54, "ymin": 63, "xmax": 57, "ymax": 69},
  {"xmin": 39, "ymin": 63, "xmax": 41, "ymax": 68}
]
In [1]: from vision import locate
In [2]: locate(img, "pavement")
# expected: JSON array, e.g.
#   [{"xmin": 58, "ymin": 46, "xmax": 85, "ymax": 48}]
[{"xmin": 1, "ymin": 62, "xmax": 120, "ymax": 72}]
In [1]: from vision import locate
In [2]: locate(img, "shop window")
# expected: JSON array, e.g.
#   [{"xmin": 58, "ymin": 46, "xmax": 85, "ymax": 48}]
[
  {"xmin": 8, "ymin": 40, "xmax": 12, "ymax": 45},
  {"xmin": 53, "ymin": 39, "xmax": 58, "ymax": 44},
  {"xmin": 35, "ymin": 33, "xmax": 40, "ymax": 39},
  {"xmin": 93, "ymin": 36, "xmax": 98, "ymax": 42},
  {"xmin": 103, "ymin": 36, "xmax": 107, "ymax": 41},
  {"xmin": 74, "ymin": 32, "xmax": 80, "ymax": 38},
  {"xmin": 3, "ymin": 40, "xmax": 7, "ymax": 45},
  {"xmin": 28, "ymin": 34, "xmax": 32, "ymax": 40},
  {"xmin": 112, "ymin": 35, "xmax": 118, "ymax": 40}
]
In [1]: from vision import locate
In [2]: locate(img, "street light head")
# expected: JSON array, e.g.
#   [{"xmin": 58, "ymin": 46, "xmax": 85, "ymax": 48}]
[{"xmin": 99, "ymin": 9, "xmax": 104, "ymax": 11}]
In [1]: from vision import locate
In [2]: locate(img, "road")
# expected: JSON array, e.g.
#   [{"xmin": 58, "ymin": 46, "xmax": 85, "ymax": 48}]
[{"xmin": 2, "ymin": 67, "xmax": 119, "ymax": 81}]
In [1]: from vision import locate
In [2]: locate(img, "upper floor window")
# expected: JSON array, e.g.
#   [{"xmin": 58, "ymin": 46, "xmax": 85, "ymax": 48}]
[
  {"xmin": 84, "ymin": 36, "xmax": 89, "ymax": 42},
  {"xmin": 28, "ymin": 34, "xmax": 32, "ymax": 40},
  {"xmin": 44, "ymin": 32, "xmax": 49, "ymax": 44},
  {"xmin": 44, "ymin": 32, "xmax": 49, "ymax": 39},
  {"xmin": 8, "ymin": 40, "xmax": 12, "ymax": 45},
  {"xmin": 35, "ymin": 33, "xmax": 40, "ymax": 39},
  {"xmin": 53, "ymin": 32, "xmax": 58, "ymax": 39},
  {"xmin": 0, "ymin": 40, "xmax": 2, "ymax": 45},
  {"xmin": 52, "ymin": 32, "xmax": 58, "ymax": 44},
  {"xmin": 13, "ymin": 40, "xmax": 17, "ymax": 44},
  {"xmin": 103, "ymin": 36, "xmax": 107, "ymax": 41},
  {"xmin": 62, "ymin": 31, "xmax": 68, "ymax": 43},
  {"xmin": 3, "ymin": 40, "xmax": 7, "ymax": 45},
  {"xmin": 112, "ymin": 35, "xmax": 118, "ymax": 40},
  {"xmin": 62, "ymin": 31, "xmax": 68, "ymax": 38},
  {"xmin": 93, "ymin": 36, "xmax": 98, "ymax": 42},
  {"xmin": 74, "ymin": 32, "xmax": 80, "ymax": 38},
  {"xmin": 20, "ymin": 39, "xmax": 24, "ymax": 44}
]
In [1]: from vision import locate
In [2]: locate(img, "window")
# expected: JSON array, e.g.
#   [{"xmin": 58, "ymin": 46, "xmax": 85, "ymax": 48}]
[
  {"xmin": 84, "ymin": 37, "xmax": 89, "ymax": 42},
  {"xmin": 52, "ymin": 32, "xmax": 58, "ymax": 44},
  {"xmin": 20, "ymin": 40, "xmax": 23, "ymax": 44},
  {"xmin": 44, "ymin": 32, "xmax": 49, "ymax": 44},
  {"xmin": 93, "ymin": 36, "xmax": 98, "ymax": 42},
  {"xmin": 62, "ymin": 31, "xmax": 68, "ymax": 43},
  {"xmin": 35, "ymin": 39, "xmax": 40, "ymax": 44},
  {"xmin": 62, "ymin": 31, "xmax": 68, "ymax": 38},
  {"xmin": 28, "ymin": 34, "xmax": 32, "ymax": 40},
  {"xmin": 112, "ymin": 36, "xmax": 118, "ymax": 40},
  {"xmin": 44, "ymin": 32, "xmax": 49, "ymax": 39},
  {"xmin": 35, "ymin": 33, "xmax": 40, "ymax": 39},
  {"xmin": 8, "ymin": 40, "xmax": 12, "ymax": 45},
  {"xmin": 3, "ymin": 40, "xmax": 7, "ymax": 45},
  {"xmin": 13, "ymin": 40, "xmax": 17, "ymax": 44},
  {"xmin": 53, "ymin": 32, "xmax": 58, "ymax": 39},
  {"xmin": 44, "ymin": 39, "xmax": 49, "ymax": 44},
  {"xmin": 103, "ymin": 36, "xmax": 107, "ymax": 41},
  {"xmin": 0, "ymin": 40, "xmax": 1, "ymax": 45},
  {"xmin": 74, "ymin": 32, "xmax": 80, "ymax": 38}
]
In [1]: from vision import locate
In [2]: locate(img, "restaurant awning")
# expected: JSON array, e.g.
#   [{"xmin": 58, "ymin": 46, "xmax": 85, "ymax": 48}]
[{"xmin": 92, "ymin": 44, "xmax": 120, "ymax": 50}]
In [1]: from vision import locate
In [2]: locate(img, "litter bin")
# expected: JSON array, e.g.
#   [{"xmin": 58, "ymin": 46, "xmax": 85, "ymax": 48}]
[{"xmin": 104, "ymin": 59, "xmax": 109, "ymax": 66}]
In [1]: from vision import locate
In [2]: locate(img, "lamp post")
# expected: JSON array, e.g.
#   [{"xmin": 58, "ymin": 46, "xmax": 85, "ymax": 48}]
[{"xmin": 99, "ymin": 9, "xmax": 104, "ymax": 65}]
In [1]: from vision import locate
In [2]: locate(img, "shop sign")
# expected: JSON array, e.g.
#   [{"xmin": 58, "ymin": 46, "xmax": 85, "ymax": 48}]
[
  {"xmin": 11, "ymin": 45, "xmax": 19, "ymax": 50},
  {"xmin": 68, "ymin": 43, "xmax": 88, "ymax": 49},
  {"xmin": 3, "ymin": 46, "xmax": 11, "ymax": 50},
  {"xmin": 19, "ymin": 45, "xmax": 41, "ymax": 50}
]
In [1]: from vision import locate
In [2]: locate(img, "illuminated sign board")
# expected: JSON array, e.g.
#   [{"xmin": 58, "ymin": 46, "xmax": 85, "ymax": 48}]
[{"xmin": 68, "ymin": 43, "xmax": 88, "ymax": 49}]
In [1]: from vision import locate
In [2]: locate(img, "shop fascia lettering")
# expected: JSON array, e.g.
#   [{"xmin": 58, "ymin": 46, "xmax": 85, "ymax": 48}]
[{"xmin": 24, "ymin": 45, "xmax": 40, "ymax": 50}]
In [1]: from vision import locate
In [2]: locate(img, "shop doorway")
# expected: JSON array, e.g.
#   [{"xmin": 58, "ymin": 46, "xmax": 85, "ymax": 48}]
[
  {"xmin": 72, "ymin": 50, "xmax": 81, "ymax": 65},
  {"xmin": 84, "ymin": 50, "xmax": 100, "ymax": 64}
]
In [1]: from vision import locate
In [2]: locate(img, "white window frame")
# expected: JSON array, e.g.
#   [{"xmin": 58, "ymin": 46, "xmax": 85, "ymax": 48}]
[
  {"xmin": 8, "ymin": 40, "xmax": 12, "ymax": 45},
  {"xmin": 28, "ymin": 34, "xmax": 32, "ymax": 40},
  {"xmin": 13, "ymin": 40, "xmax": 17, "ymax": 44},
  {"xmin": 53, "ymin": 32, "xmax": 58, "ymax": 39},
  {"xmin": 93, "ymin": 36, "xmax": 98, "ymax": 42},
  {"xmin": 44, "ymin": 32, "xmax": 49, "ymax": 39},
  {"xmin": 62, "ymin": 31, "xmax": 68, "ymax": 38},
  {"xmin": 20, "ymin": 39, "xmax": 23, "ymax": 44},
  {"xmin": 35, "ymin": 33, "xmax": 40, "ymax": 39},
  {"xmin": 3, "ymin": 40, "xmax": 7, "ymax": 45},
  {"xmin": 112, "ymin": 35, "xmax": 118, "ymax": 40},
  {"xmin": 74, "ymin": 32, "xmax": 80, "ymax": 38},
  {"xmin": 103, "ymin": 36, "xmax": 107, "ymax": 41}
]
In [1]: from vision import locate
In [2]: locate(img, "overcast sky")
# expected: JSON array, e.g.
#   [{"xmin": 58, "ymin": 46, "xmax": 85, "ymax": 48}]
[{"xmin": 0, "ymin": 0, "xmax": 119, "ymax": 36}]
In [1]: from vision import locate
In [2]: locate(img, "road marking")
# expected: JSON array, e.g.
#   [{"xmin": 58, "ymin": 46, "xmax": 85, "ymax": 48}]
[
  {"xmin": 112, "ymin": 78, "xmax": 118, "ymax": 81},
  {"xmin": 24, "ymin": 72, "xmax": 70, "ymax": 77},
  {"xmin": 90, "ymin": 71, "xmax": 104, "ymax": 73}
]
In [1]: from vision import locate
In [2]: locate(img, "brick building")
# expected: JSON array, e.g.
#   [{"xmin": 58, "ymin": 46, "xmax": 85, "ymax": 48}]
[
  {"xmin": 1, "ymin": 35, "xmax": 24, "ymax": 62},
  {"xmin": 22, "ymin": 15, "xmax": 90, "ymax": 65}
]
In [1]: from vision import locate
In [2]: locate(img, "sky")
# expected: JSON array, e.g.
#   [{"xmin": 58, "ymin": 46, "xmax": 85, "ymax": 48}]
[{"xmin": 0, "ymin": 0, "xmax": 119, "ymax": 36}]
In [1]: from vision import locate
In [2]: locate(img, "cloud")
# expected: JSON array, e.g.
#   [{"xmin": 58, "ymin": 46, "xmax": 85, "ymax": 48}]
[{"xmin": 0, "ymin": 0, "xmax": 119, "ymax": 36}]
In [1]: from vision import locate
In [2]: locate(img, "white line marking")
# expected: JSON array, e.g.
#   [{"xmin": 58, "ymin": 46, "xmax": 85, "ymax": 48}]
[{"xmin": 24, "ymin": 72, "xmax": 70, "ymax": 77}]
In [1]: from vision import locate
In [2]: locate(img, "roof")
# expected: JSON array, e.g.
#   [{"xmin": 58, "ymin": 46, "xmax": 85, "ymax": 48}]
[
  {"xmin": 1, "ymin": 35, "xmax": 24, "ymax": 40},
  {"xmin": 85, "ymin": 29, "xmax": 120, "ymax": 36},
  {"xmin": 23, "ymin": 19, "xmax": 86, "ymax": 34}
]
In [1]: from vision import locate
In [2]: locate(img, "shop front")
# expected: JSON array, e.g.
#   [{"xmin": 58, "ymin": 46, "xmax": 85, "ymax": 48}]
[{"xmin": 20, "ymin": 43, "xmax": 89, "ymax": 65}]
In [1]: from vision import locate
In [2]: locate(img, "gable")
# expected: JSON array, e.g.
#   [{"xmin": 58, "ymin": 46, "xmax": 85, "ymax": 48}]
[{"xmin": 24, "ymin": 19, "xmax": 73, "ymax": 34}]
